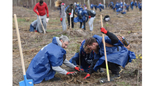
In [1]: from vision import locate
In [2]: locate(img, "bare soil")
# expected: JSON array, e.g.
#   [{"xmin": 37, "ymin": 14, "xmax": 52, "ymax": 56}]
[{"xmin": 13, "ymin": 6, "xmax": 142, "ymax": 86}]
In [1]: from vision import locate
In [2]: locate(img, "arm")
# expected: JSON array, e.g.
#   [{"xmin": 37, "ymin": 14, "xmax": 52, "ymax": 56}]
[
  {"xmin": 45, "ymin": 3, "xmax": 49, "ymax": 17},
  {"xmin": 65, "ymin": 7, "xmax": 70, "ymax": 15},
  {"xmin": 70, "ymin": 53, "xmax": 79, "ymax": 65},
  {"xmin": 61, "ymin": 6, "xmax": 65, "ymax": 18},
  {"xmin": 52, "ymin": 66, "xmax": 68, "ymax": 75},
  {"xmin": 100, "ymin": 27, "xmax": 119, "ymax": 44},
  {"xmin": 33, "ymin": 4, "xmax": 39, "ymax": 15},
  {"xmin": 64, "ymin": 59, "xmax": 76, "ymax": 68}
]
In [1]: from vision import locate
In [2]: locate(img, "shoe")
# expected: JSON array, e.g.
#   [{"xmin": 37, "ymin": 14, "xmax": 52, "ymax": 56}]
[
  {"xmin": 119, "ymin": 68, "xmax": 123, "ymax": 74},
  {"xmin": 99, "ymin": 68, "xmax": 104, "ymax": 73},
  {"xmin": 50, "ymin": 77, "xmax": 61, "ymax": 81},
  {"xmin": 111, "ymin": 73, "xmax": 120, "ymax": 79}
]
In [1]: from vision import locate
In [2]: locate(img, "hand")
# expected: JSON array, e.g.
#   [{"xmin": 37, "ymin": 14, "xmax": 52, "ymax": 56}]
[
  {"xmin": 47, "ymin": 14, "xmax": 49, "ymax": 18},
  {"xmin": 100, "ymin": 27, "xmax": 107, "ymax": 34},
  {"xmin": 69, "ymin": 13, "xmax": 71, "ymax": 15},
  {"xmin": 60, "ymin": 18, "xmax": 62, "ymax": 21},
  {"xmin": 89, "ymin": 16, "xmax": 91, "ymax": 18},
  {"xmin": 83, "ymin": 73, "xmax": 90, "ymax": 79},
  {"xmin": 66, "ymin": 71, "xmax": 77, "ymax": 75},
  {"xmin": 74, "ymin": 66, "xmax": 84, "ymax": 72},
  {"xmin": 36, "ymin": 12, "xmax": 39, "ymax": 15}
]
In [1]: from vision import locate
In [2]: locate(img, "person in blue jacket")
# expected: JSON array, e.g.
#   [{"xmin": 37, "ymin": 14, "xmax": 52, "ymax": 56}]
[
  {"xmin": 125, "ymin": 3, "xmax": 130, "ymax": 12},
  {"xmin": 138, "ymin": 1, "xmax": 142, "ymax": 11},
  {"xmin": 69, "ymin": 40, "xmax": 94, "ymax": 72},
  {"xmin": 90, "ymin": 4, "xmax": 94, "ymax": 10},
  {"xmin": 130, "ymin": 0, "xmax": 134, "ymax": 10},
  {"xmin": 83, "ymin": 27, "xmax": 136, "ymax": 79},
  {"xmin": 98, "ymin": 3, "xmax": 104, "ymax": 12},
  {"xmin": 134, "ymin": 1, "xmax": 137, "ymax": 8},
  {"xmin": 94, "ymin": 4, "xmax": 98, "ymax": 10},
  {"xmin": 26, "ymin": 35, "xmax": 83, "ymax": 84},
  {"xmin": 74, "ymin": 7, "xmax": 89, "ymax": 30}
]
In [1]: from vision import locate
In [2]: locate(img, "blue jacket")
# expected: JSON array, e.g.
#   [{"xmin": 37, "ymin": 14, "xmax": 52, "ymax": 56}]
[
  {"xmin": 115, "ymin": 2, "xmax": 120, "ymax": 9},
  {"xmin": 91, "ymin": 35, "xmax": 136, "ymax": 71},
  {"xmin": 26, "ymin": 37, "xmax": 66, "ymax": 84},
  {"xmin": 138, "ymin": 2, "xmax": 142, "ymax": 9},
  {"xmin": 69, "ymin": 40, "xmax": 94, "ymax": 72},
  {"xmin": 74, "ymin": 8, "xmax": 88, "ymax": 23},
  {"xmin": 90, "ymin": 4, "xmax": 94, "ymax": 9},
  {"xmin": 116, "ymin": 8, "xmax": 123, "ymax": 12},
  {"xmin": 98, "ymin": 4, "xmax": 104, "ymax": 9},
  {"xmin": 131, "ymin": 1, "xmax": 134, "ymax": 6},
  {"xmin": 135, "ymin": 2, "xmax": 137, "ymax": 7}
]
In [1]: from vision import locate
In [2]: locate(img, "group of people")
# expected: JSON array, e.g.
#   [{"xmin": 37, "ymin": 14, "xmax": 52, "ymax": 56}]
[
  {"xmin": 26, "ymin": 27, "xmax": 136, "ymax": 84},
  {"xmin": 90, "ymin": 3, "xmax": 105, "ymax": 12},
  {"xmin": 108, "ymin": 0, "xmax": 142, "ymax": 15},
  {"xmin": 29, "ymin": 0, "xmax": 142, "ymax": 33},
  {"xmin": 26, "ymin": 0, "xmax": 137, "ymax": 84}
]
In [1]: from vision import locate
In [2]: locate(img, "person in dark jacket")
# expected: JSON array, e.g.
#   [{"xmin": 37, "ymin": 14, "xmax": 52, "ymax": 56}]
[
  {"xmin": 69, "ymin": 40, "xmax": 94, "ymax": 72},
  {"xmin": 26, "ymin": 35, "xmax": 83, "ymax": 84},
  {"xmin": 65, "ymin": 4, "xmax": 77, "ymax": 29}
]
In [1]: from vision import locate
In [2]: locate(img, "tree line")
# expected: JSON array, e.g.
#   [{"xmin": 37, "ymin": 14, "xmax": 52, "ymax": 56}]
[{"xmin": 13, "ymin": 0, "xmax": 141, "ymax": 9}]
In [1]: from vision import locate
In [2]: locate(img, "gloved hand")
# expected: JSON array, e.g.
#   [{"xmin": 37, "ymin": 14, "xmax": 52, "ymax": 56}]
[
  {"xmin": 100, "ymin": 27, "xmax": 107, "ymax": 34},
  {"xmin": 36, "ymin": 12, "xmax": 39, "ymax": 15},
  {"xmin": 47, "ymin": 14, "xmax": 49, "ymax": 18},
  {"xmin": 60, "ymin": 18, "xmax": 62, "ymax": 21},
  {"xmin": 69, "ymin": 13, "xmax": 71, "ymax": 15},
  {"xmin": 89, "ymin": 16, "xmax": 91, "ymax": 18},
  {"xmin": 74, "ymin": 66, "xmax": 84, "ymax": 72},
  {"xmin": 83, "ymin": 73, "xmax": 90, "ymax": 79},
  {"xmin": 66, "ymin": 71, "xmax": 77, "ymax": 75}
]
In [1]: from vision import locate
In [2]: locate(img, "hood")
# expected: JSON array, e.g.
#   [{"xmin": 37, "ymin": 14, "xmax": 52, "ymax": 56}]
[
  {"xmin": 93, "ymin": 35, "xmax": 103, "ymax": 46},
  {"xmin": 52, "ymin": 37, "xmax": 62, "ymax": 47}
]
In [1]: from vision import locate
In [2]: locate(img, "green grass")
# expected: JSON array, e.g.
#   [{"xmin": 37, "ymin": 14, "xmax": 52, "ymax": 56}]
[
  {"xmin": 116, "ymin": 81, "xmax": 131, "ymax": 86},
  {"xmin": 46, "ymin": 29, "xmax": 61, "ymax": 32},
  {"xmin": 17, "ymin": 18, "xmax": 26, "ymax": 22}
]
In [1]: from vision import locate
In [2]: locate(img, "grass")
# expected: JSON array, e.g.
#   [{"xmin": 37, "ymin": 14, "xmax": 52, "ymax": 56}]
[
  {"xmin": 46, "ymin": 29, "xmax": 62, "ymax": 32},
  {"xmin": 17, "ymin": 18, "xmax": 26, "ymax": 22},
  {"xmin": 116, "ymin": 81, "xmax": 131, "ymax": 86}
]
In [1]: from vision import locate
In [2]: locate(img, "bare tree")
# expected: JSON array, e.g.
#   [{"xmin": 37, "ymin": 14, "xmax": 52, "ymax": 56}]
[{"xmin": 50, "ymin": 0, "xmax": 52, "ymax": 7}]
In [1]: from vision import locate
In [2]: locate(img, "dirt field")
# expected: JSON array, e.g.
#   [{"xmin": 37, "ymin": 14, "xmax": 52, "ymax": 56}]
[{"xmin": 13, "ymin": 6, "xmax": 142, "ymax": 86}]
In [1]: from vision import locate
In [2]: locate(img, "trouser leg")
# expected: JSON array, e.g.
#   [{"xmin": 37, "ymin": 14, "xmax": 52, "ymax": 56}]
[
  {"xmin": 71, "ymin": 17, "xmax": 74, "ymax": 28},
  {"xmin": 100, "ymin": 61, "xmax": 121, "ymax": 75},
  {"xmin": 67, "ymin": 17, "xmax": 70, "ymax": 26},
  {"xmin": 83, "ymin": 21, "xmax": 86, "ymax": 30},
  {"xmin": 63, "ymin": 16, "xmax": 67, "ymax": 31},
  {"xmin": 37, "ymin": 15, "xmax": 43, "ymax": 33},
  {"xmin": 42, "ymin": 15, "xmax": 47, "ymax": 32},
  {"xmin": 89, "ymin": 17, "xmax": 95, "ymax": 31},
  {"xmin": 80, "ymin": 22, "xmax": 82, "ymax": 28}
]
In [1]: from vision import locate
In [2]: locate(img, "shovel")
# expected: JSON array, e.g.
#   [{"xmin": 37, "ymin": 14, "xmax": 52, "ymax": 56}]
[
  {"xmin": 14, "ymin": 14, "xmax": 34, "ymax": 86},
  {"xmin": 100, "ymin": 15, "xmax": 110, "ymax": 82},
  {"xmin": 38, "ymin": 16, "xmax": 46, "ymax": 34}
]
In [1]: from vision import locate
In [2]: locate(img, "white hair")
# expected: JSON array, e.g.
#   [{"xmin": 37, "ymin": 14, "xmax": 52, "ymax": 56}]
[{"xmin": 59, "ymin": 35, "xmax": 69, "ymax": 42}]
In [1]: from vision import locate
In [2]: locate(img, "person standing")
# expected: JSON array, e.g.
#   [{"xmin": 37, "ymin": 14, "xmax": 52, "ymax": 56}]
[
  {"xmin": 87, "ymin": 10, "xmax": 96, "ymax": 32},
  {"xmin": 33, "ymin": 0, "xmax": 49, "ymax": 33},
  {"xmin": 60, "ymin": 3, "xmax": 67, "ymax": 31},
  {"xmin": 66, "ymin": 4, "xmax": 77, "ymax": 29},
  {"xmin": 130, "ymin": 0, "xmax": 134, "ymax": 10}
]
